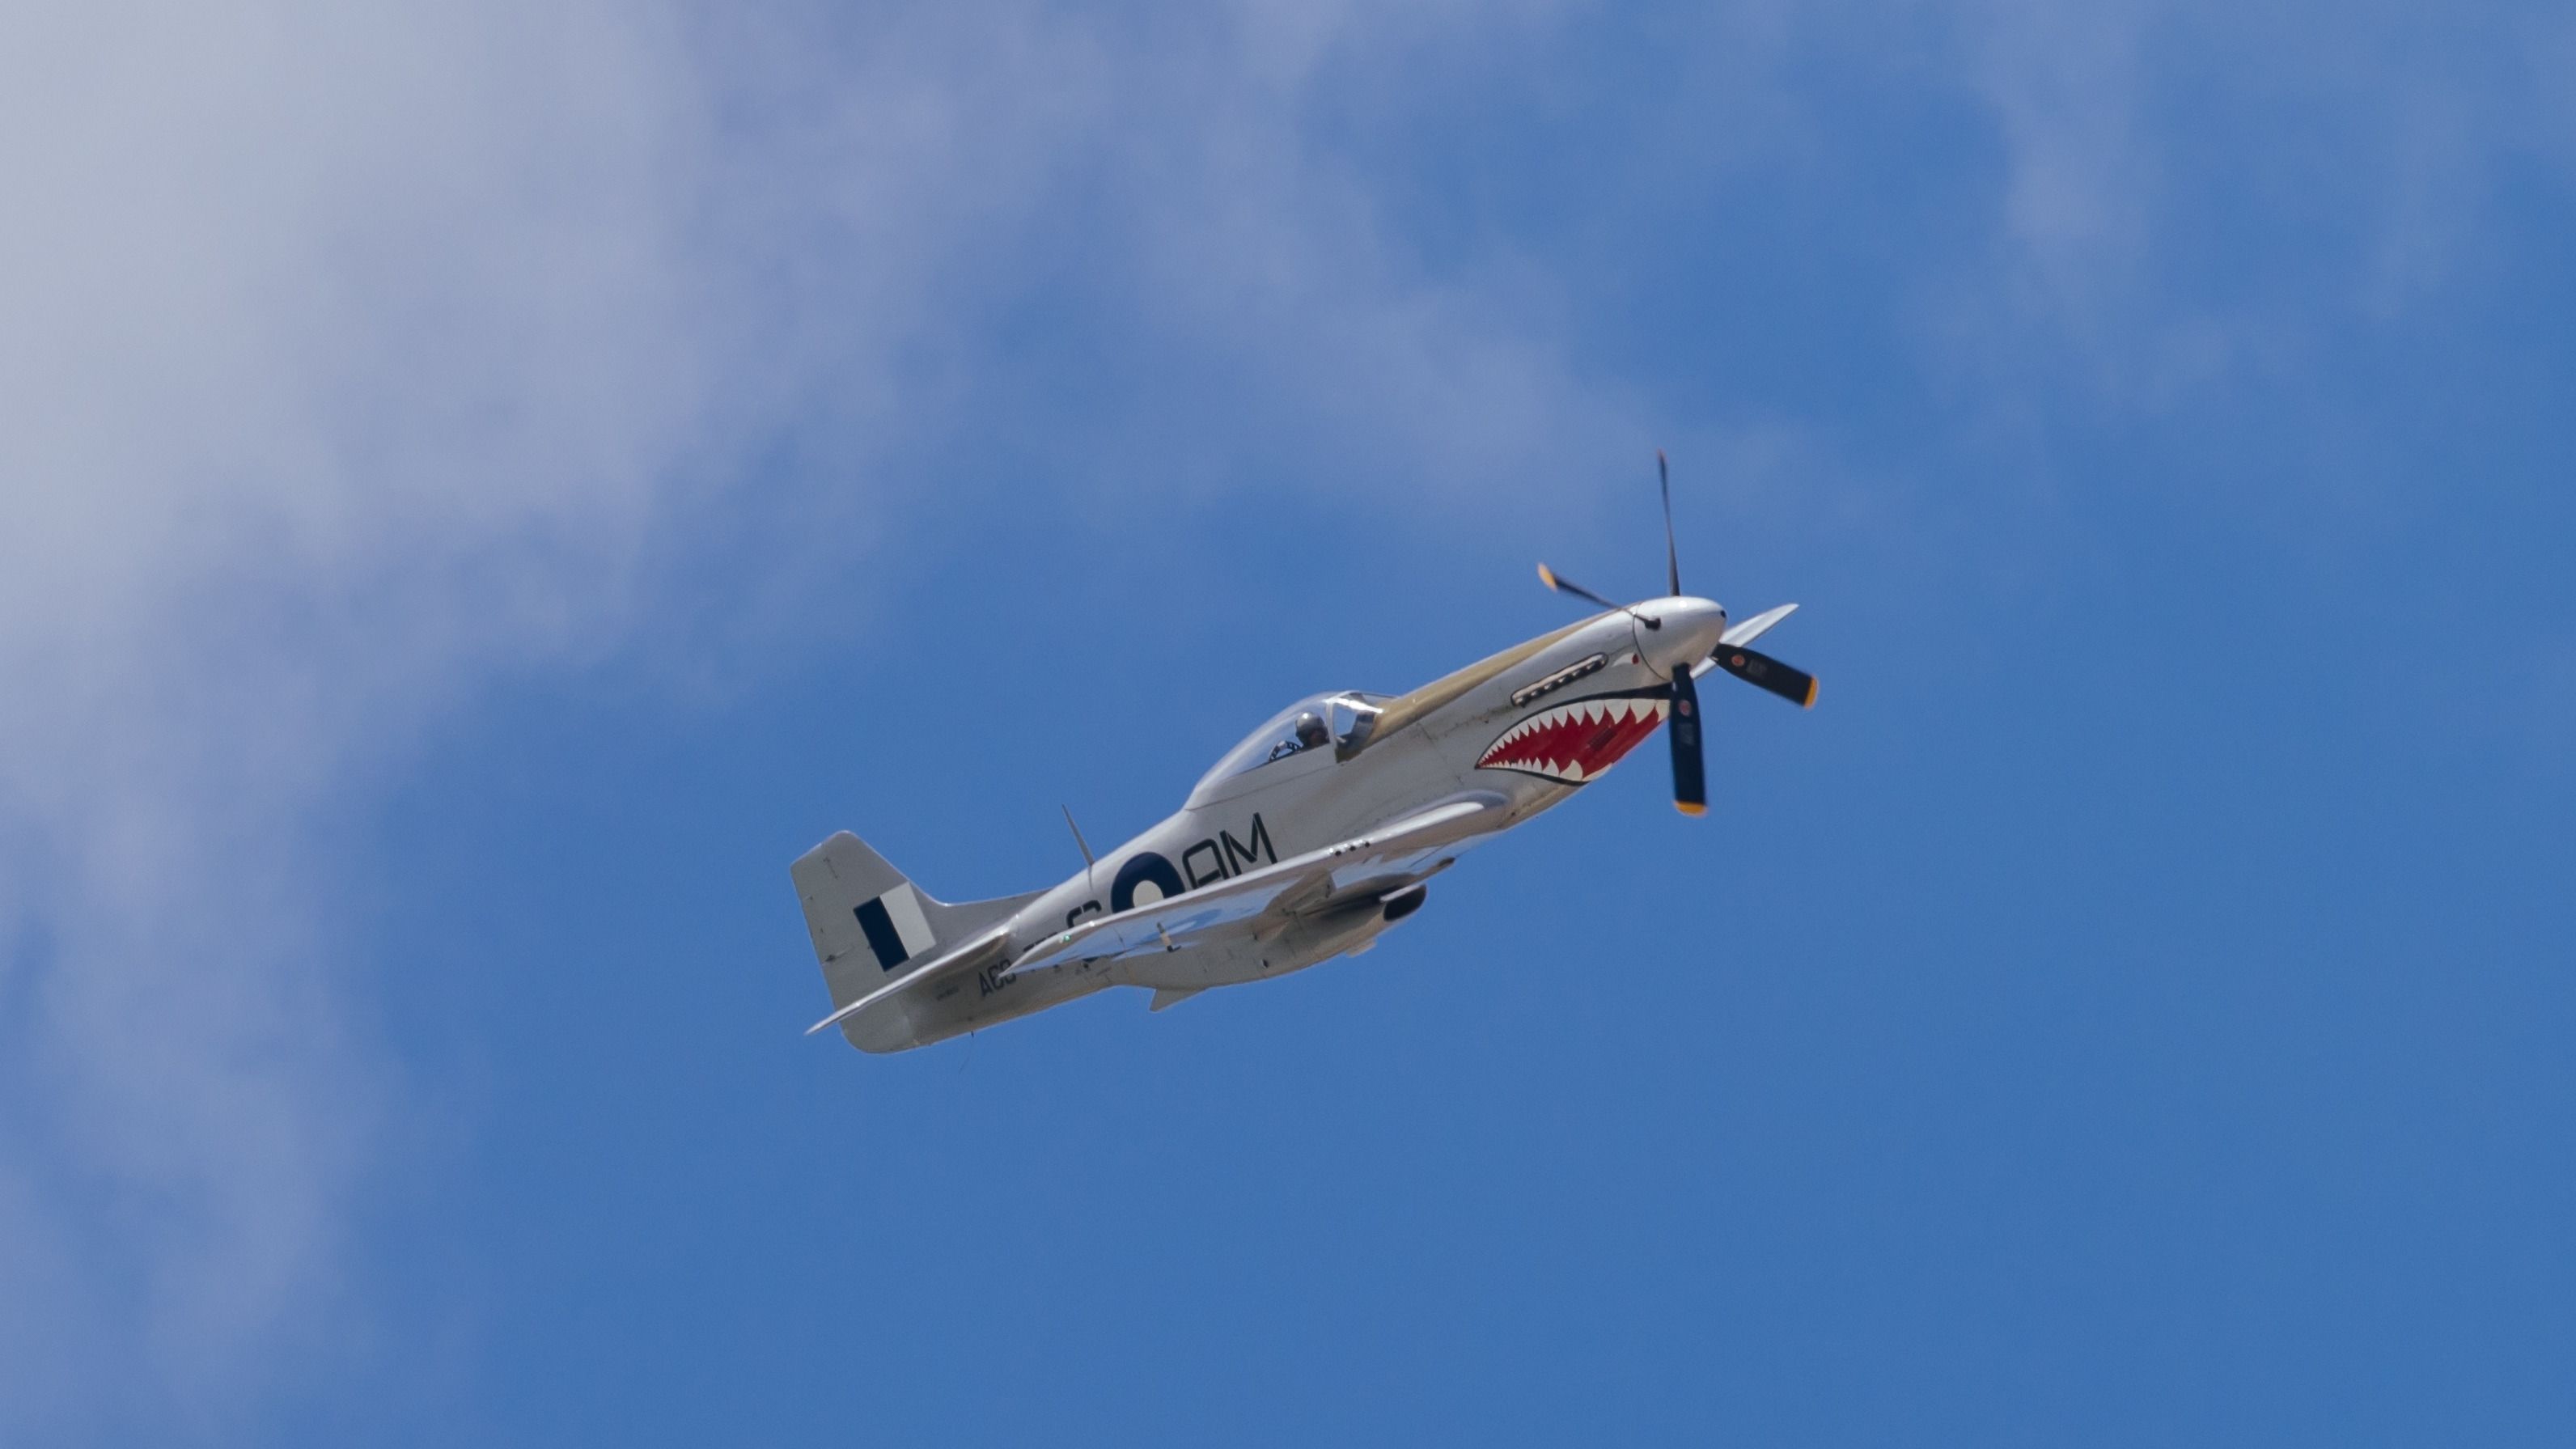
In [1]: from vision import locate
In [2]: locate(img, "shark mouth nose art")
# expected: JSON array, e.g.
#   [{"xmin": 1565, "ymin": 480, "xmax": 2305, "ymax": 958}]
[{"xmin": 1476, "ymin": 693, "xmax": 1670, "ymax": 784}]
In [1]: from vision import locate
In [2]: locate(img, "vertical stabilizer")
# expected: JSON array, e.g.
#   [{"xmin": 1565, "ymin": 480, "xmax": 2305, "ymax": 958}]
[{"xmin": 790, "ymin": 832, "xmax": 1038, "ymax": 1019}]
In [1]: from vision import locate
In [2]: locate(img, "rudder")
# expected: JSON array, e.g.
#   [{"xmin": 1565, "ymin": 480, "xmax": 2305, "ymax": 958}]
[{"xmin": 790, "ymin": 831, "xmax": 1036, "ymax": 1013}]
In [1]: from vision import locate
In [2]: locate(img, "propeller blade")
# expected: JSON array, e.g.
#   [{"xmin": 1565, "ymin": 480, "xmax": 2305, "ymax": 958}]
[
  {"xmin": 1669, "ymin": 665, "xmax": 1707, "ymax": 816},
  {"xmin": 1714, "ymin": 646, "xmax": 1819, "ymax": 708},
  {"xmin": 1718, "ymin": 601, "xmax": 1798, "ymax": 649},
  {"xmin": 1658, "ymin": 449, "xmax": 1681, "ymax": 597},
  {"xmin": 1536, "ymin": 563, "xmax": 1625, "ymax": 613}
]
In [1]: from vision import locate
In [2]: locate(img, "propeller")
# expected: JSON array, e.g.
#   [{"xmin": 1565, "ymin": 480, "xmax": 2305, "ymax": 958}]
[
  {"xmin": 1712, "ymin": 646, "xmax": 1819, "ymax": 709},
  {"xmin": 1535, "ymin": 563, "xmax": 1652, "ymax": 625},
  {"xmin": 1659, "ymin": 448, "xmax": 1681, "ymax": 598},
  {"xmin": 1536, "ymin": 451, "xmax": 1817, "ymax": 816},
  {"xmin": 1668, "ymin": 662, "xmax": 1706, "ymax": 816}
]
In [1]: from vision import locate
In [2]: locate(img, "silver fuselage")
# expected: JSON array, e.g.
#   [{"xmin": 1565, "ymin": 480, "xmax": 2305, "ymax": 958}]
[{"xmin": 862, "ymin": 600, "xmax": 1721, "ymax": 1049}]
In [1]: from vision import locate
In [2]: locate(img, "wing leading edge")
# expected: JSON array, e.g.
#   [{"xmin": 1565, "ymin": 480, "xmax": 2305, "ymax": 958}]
[{"xmin": 1001, "ymin": 793, "xmax": 1509, "ymax": 981}]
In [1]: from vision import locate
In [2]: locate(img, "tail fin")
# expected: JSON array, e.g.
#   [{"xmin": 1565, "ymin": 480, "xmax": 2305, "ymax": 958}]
[{"xmin": 790, "ymin": 832, "xmax": 1035, "ymax": 1010}]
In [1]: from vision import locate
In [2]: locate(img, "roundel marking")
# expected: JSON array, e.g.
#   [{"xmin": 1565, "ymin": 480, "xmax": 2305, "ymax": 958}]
[{"xmin": 1110, "ymin": 852, "xmax": 1186, "ymax": 913}]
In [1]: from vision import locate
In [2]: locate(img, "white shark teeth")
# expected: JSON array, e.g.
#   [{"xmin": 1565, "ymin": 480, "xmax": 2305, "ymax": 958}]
[
  {"xmin": 1477, "ymin": 694, "xmax": 1674, "ymax": 781},
  {"xmin": 1484, "ymin": 695, "xmax": 1665, "ymax": 752}
]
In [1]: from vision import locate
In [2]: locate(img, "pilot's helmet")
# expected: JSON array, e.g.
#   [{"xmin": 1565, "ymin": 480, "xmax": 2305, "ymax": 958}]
[{"xmin": 1294, "ymin": 711, "xmax": 1329, "ymax": 749}]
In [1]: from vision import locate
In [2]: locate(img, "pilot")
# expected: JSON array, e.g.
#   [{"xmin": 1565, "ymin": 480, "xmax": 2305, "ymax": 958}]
[{"xmin": 1294, "ymin": 710, "xmax": 1330, "ymax": 752}]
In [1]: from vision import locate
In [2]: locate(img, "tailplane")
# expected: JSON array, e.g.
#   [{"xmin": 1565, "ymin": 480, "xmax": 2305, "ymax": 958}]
[{"xmin": 790, "ymin": 832, "xmax": 1032, "ymax": 1011}]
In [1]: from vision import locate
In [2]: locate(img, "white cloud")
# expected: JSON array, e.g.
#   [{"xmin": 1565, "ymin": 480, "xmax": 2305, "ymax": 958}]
[
  {"xmin": 0, "ymin": 0, "xmax": 1659, "ymax": 1427},
  {"xmin": 1929, "ymin": 0, "xmax": 2575, "ymax": 414},
  {"xmin": 0, "ymin": 3, "xmax": 724, "ymax": 1421}
]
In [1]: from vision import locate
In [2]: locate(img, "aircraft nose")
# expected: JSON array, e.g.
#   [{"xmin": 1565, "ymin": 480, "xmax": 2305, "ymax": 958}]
[{"xmin": 1634, "ymin": 596, "xmax": 1728, "ymax": 675}]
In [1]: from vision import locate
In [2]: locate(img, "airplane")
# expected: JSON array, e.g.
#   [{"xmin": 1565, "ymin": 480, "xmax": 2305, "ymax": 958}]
[{"xmin": 790, "ymin": 455, "xmax": 1817, "ymax": 1053}]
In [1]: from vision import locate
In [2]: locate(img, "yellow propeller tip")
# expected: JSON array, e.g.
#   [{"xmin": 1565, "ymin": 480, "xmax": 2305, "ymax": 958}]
[
  {"xmin": 1536, "ymin": 563, "xmax": 1557, "ymax": 589},
  {"xmin": 1675, "ymin": 801, "xmax": 1707, "ymax": 817},
  {"xmin": 1803, "ymin": 679, "xmax": 1820, "ymax": 709}
]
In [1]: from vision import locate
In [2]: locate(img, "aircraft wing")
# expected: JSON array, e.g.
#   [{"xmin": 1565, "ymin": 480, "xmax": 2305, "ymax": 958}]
[{"xmin": 1001, "ymin": 792, "xmax": 1509, "ymax": 980}]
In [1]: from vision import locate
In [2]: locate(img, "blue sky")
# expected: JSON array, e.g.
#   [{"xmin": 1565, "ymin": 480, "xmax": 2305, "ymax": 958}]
[{"xmin": 4, "ymin": 2, "xmax": 2573, "ymax": 1443}]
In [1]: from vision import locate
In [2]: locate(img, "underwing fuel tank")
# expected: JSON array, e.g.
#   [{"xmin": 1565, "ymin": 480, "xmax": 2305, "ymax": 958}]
[{"xmin": 1282, "ymin": 883, "xmax": 1430, "ymax": 965}]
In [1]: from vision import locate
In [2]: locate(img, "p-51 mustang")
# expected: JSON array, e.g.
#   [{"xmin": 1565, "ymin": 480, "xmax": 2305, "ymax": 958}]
[{"xmin": 791, "ymin": 456, "xmax": 1817, "ymax": 1052}]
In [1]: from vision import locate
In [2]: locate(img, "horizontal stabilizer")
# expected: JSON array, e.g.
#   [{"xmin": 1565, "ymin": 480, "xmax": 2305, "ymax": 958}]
[
  {"xmin": 791, "ymin": 828, "xmax": 1041, "ymax": 1039},
  {"xmin": 805, "ymin": 925, "xmax": 1011, "ymax": 1037}
]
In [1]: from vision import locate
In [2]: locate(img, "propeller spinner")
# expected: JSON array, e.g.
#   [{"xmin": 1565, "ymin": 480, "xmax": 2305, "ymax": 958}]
[{"xmin": 1536, "ymin": 451, "xmax": 1818, "ymax": 815}]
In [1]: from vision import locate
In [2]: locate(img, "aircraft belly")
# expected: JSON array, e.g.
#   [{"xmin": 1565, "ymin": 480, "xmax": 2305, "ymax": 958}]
[
  {"xmin": 854, "ymin": 958, "xmax": 1114, "ymax": 1050},
  {"xmin": 1112, "ymin": 938, "xmax": 1267, "ymax": 991},
  {"xmin": 1110, "ymin": 899, "xmax": 1388, "ymax": 991}
]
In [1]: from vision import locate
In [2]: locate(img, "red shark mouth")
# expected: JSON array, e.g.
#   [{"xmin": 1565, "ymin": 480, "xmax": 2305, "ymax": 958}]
[{"xmin": 1476, "ymin": 693, "xmax": 1670, "ymax": 784}]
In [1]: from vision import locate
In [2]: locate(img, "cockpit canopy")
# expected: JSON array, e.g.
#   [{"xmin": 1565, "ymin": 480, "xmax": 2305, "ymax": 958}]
[{"xmin": 1192, "ymin": 691, "xmax": 1391, "ymax": 801}]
